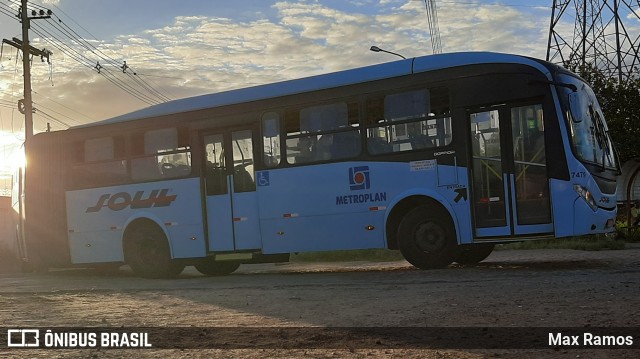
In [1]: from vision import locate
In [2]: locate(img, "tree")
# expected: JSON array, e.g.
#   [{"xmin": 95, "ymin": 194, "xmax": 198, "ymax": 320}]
[{"xmin": 575, "ymin": 65, "xmax": 640, "ymax": 164}]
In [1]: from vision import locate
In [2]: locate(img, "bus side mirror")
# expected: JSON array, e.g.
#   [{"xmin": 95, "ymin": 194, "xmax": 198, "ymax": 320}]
[{"xmin": 568, "ymin": 92, "xmax": 584, "ymax": 123}]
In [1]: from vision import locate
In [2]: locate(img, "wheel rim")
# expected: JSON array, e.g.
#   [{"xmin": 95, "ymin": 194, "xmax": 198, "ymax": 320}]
[
  {"xmin": 414, "ymin": 221, "xmax": 446, "ymax": 253},
  {"xmin": 133, "ymin": 237, "xmax": 163, "ymax": 269},
  {"xmin": 142, "ymin": 240, "xmax": 158, "ymax": 265}
]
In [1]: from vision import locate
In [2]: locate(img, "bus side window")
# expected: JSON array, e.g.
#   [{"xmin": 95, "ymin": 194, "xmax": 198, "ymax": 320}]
[
  {"xmin": 366, "ymin": 88, "xmax": 451, "ymax": 154},
  {"xmin": 72, "ymin": 136, "xmax": 127, "ymax": 188},
  {"xmin": 329, "ymin": 102, "xmax": 361, "ymax": 160},
  {"xmin": 131, "ymin": 127, "xmax": 192, "ymax": 181},
  {"xmin": 330, "ymin": 130, "xmax": 361, "ymax": 159},
  {"xmin": 285, "ymin": 102, "xmax": 360, "ymax": 164},
  {"xmin": 262, "ymin": 112, "xmax": 281, "ymax": 167},
  {"xmin": 204, "ymin": 135, "xmax": 227, "ymax": 196},
  {"xmin": 232, "ymin": 130, "xmax": 256, "ymax": 193}
]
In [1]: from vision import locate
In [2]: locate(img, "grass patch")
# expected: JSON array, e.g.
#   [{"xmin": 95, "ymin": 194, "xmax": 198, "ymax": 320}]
[
  {"xmin": 618, "ymin": 229, "xmax": 640, "ymax": 242},
  {"xmin": 291, "ymin": 249, "xmax": 404, "ymax": 263},
  {"xmin": 498, "ymin": 236, "xmax": 626, "ymax": 251}
]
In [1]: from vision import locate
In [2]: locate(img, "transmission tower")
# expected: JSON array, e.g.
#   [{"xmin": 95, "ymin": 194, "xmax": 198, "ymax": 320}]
[
  {"xmin": 546, "ymin": 0, "xmax": 640, "ymax": 82},
  {"xmin": 424, "ymin": 0, "xmax": 442, "ymax": 54}
]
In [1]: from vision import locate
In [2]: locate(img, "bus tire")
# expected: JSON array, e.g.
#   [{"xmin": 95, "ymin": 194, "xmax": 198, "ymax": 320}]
[
  {"xmin": 123, "ymin": 223, "xmax": 184, "ymax": 278},
  {"xmin": 397, "ymin": 205, "xmax": 458, "ymax": 269},
  {"xmin": 194, "ymin": 260, "xmax": 240, "ymax": 276},
  {"xmin": 455, "ymin": 244, "xmax": 495, "ymax": 265}
]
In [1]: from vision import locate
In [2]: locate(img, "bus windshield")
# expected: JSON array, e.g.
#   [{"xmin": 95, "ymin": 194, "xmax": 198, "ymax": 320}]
[{"xmin": 559, "ymin": 74, "xmax": 617, "ymax": 170}]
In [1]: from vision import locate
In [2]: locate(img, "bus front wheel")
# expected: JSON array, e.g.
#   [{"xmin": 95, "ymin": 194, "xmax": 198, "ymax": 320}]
[
  {"xmin": 397, "ymin": 206, "xmax": 458, "ymax": 269},
  {"xmin": 123, "ymin": 223, "xmax": 185, "ymax": 278},
  {"xmin": 194, "ymin": 259, "xmax": 240, "ymax": 276}
]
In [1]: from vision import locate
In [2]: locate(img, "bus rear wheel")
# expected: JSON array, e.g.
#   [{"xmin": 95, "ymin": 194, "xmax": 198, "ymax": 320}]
[
  {"xmin": 124, "ymin": 223, "xmax": 184, "ymax": 278},
  {"xmin": 397, "ymin": 206, "xmax": 458, "ymax": 269},
  {"xmin": 455, "ymin": 244, "xmax": 495, "ymax": 265},
  {"xmin": 194, "ymin": 259, "xmax": 240, "ymax": 276}
]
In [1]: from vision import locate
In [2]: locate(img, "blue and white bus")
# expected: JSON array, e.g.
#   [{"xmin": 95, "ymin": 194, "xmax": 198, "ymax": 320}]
[{"xmin": 19, "ymin": 52, "xmax": 619, "ymax": 277}]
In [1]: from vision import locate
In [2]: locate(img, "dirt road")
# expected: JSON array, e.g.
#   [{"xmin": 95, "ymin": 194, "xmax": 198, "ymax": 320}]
[{"xmin": 0, "ymin": 246, "xmax": 638, "ymax": 358}]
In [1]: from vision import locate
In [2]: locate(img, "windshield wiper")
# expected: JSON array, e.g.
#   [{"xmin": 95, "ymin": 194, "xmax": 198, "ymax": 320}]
[{"xmin": 589, "ymin": 105, "xmax": 613, "ymax": 171}]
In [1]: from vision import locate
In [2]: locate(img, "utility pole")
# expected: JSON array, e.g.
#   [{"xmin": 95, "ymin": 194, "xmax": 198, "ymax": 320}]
[
  {"xmin": 1, "ymin": 0, "xmax": 51, "ymax": 270},
  {"xmin": 20, "ymin": 0, "xmax": 51, "ymax": 139},
  {"xmin": 3, "ymin": 0, "xmax": 51, "ymax": 139},
  {"xmin": 21, "ymin": 0, "xmax": 34, "ymax": 140}
]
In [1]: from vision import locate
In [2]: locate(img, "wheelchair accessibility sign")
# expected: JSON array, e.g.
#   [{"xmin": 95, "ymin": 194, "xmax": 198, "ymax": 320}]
[{"xmin": 257, "ymin": 171, "xmax": 270, "ymax": 187}]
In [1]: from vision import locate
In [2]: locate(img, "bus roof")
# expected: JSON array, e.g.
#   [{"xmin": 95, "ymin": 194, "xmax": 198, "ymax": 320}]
[{"xmin": 75, "ymin": 52, "xmax": 551, "ymax": 128}]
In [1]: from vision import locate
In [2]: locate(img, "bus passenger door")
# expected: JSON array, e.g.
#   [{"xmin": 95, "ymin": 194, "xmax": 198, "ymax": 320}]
[
  {"xmin": 468, "ymin": 104, "xmax": 553, "ymax": 238},
  {"xmin": 469, "ymin": 109, "xmax": 510, "ymax": 237},
  {"xmin": 202, "ymin": 130, "xmax": 261, "ymax": 252}
]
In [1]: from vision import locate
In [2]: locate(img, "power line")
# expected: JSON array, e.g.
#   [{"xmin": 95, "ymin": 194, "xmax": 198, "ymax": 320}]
[
  {"xmin": 45, "ymin": 11, "xmax": 172, "ymax": 102},
  {"xmin": 32, "ymin": 101, "xmax": 80, "ymax": 127},
  {"xmin": 136, "ymin": 72, "xmax": 185, "ymax": 80},
  {"xmin": 0, "ymin": 3, "xmax": 16, "ymax": 19},
  {"xmin": 424, "ymin": 0, "xmax": 443, "ymax": 54},
  {"xmin": 1, "ymin": 1, "xmax": 172, "ymax": 105},
  {"xmin": 30, "ymin": 25, "xmax": 161, "ymax": 105},
  {"xmin": 32, "ymin": 90, "xmax": 94, "ymax": 123},
  {"xmin": 29, "ymin": 23, "xmax": 159, "ymax": 105},
  {"xmin": 30, "ymin": 21, "xmax": 164, "ymax": 105},
  {"xmin": 34, "ymin": 107, "xmax": 71, "ymax": 128}
]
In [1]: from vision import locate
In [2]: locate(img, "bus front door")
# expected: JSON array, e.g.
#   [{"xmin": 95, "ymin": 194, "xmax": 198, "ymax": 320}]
[
  {"xmin": 202, "ymin": 130, "xmax": 261, "ymax": 252},
  {"xmin": 469, "ymin": 104, "xmax": 553, "ymax": 238}
]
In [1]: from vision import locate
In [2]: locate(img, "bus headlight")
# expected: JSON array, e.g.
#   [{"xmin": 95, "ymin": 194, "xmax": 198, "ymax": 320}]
[{"xmin": 574, "ymin": 185, "xmax": 597, "ymax": 211}]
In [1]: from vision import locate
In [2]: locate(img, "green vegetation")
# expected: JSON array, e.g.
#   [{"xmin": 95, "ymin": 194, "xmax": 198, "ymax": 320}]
[
  {"xmin": 625, "ymin": 230, "xmax": 640, "ymax": 242},
  {"xmin": 616, "ymin": 226, "xmax": 640, "ymax": 242}
]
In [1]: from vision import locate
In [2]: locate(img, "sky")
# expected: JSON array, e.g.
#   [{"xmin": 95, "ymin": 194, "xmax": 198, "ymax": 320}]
[{"xmin": 0, "ymin": 0, "xmax": 571, "ymax": 181}]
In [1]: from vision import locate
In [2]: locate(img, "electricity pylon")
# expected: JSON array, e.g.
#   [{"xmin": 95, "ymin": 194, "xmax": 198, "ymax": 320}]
[
  {"xmin": 546, "ymin": 0, "xmax": 640, "ymax": 82},
  {"xmin": 424, "ymin": 0, "xmax": 442, "ymax": 54}
]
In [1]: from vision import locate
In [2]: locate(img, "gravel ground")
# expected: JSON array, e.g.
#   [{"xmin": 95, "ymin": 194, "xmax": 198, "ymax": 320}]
[{"xmin": 0, "ymin": 245, "xmax": 638, "ymax": 358}]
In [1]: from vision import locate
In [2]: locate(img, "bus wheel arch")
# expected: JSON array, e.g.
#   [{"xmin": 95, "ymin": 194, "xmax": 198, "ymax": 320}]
[
  {"xmin": 386, "ymin": 195, "xmax": 459, "ymax": 249},
  {"xmin": 387, "ymin": 196, "xmax": 459, "ymax": 269},
  {"xmin": 122, "ymin": 218, "xmax": 184, "ymax": 278}
]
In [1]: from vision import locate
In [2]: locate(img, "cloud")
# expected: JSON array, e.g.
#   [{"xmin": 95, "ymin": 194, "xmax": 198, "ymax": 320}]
[
  {"xmin": 4, "ymin": 1, "xmax": 552, "ymax": 131},
  {"xmin": 437, "ymin": 2, "xmax": 549, "ymax": 57},
  {"xmin": 0, "ymin": 1, "xmax": 561, "ymax": 177}
]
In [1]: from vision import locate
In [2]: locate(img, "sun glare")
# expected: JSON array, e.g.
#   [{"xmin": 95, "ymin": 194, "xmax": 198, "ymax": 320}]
[
  {"xmin": 0, "ymin": 132, "xmax": 25, "ymax": 175},
  {"xmin": 7, "ymin": 147, "xmax": 25, "ymax": 169}
]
